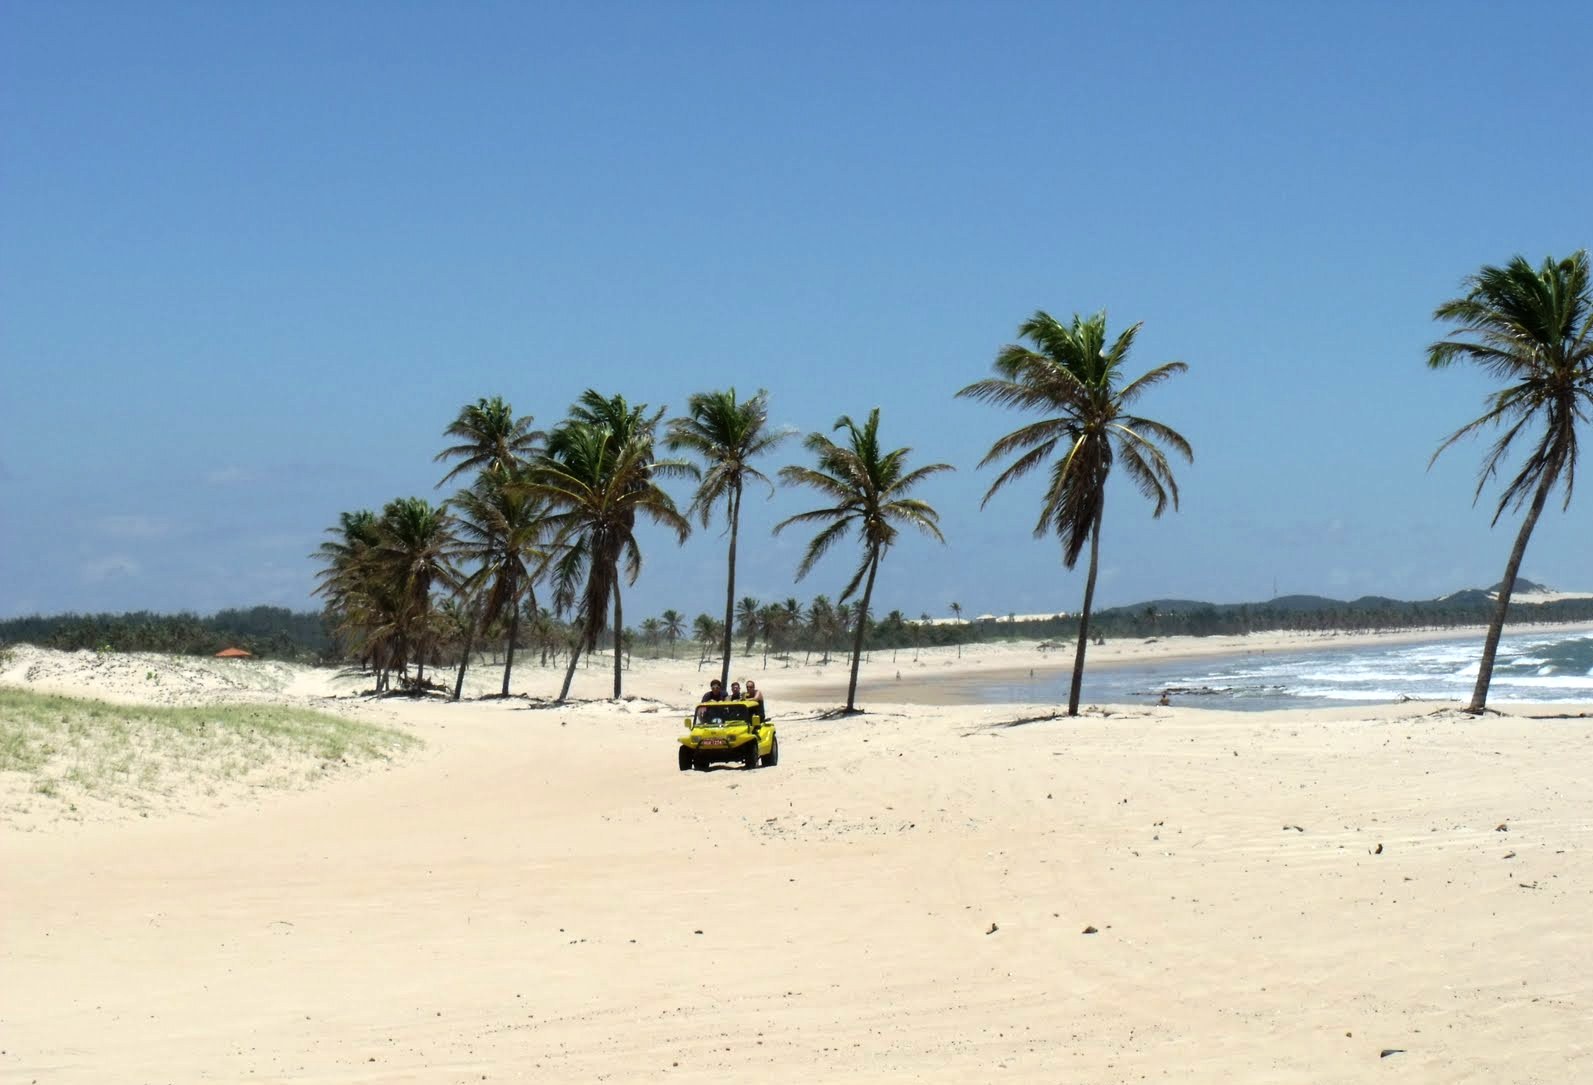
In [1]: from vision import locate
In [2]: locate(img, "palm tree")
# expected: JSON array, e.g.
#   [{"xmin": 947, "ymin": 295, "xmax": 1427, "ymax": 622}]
[
  {"xmin": 736, "ymin": 596, "xmax": 761, "ymax": 655},
  {"xmin": 949, "ymin": 600, "xmax": 964, "ymax": 658},
  {"xmin": 776, "ymin": 408, "xmax": 953, "ymax": 712},
  {"xmin": 757, "ymin": 602, "xmax": 785, "ymax": 667},
  {"xmin": 665, "ymin": 388, "xmax": 791, "ymax": 687},
  {"xmin": 806, "ymin": 595, "xmax": 834, "ymax": 664},
  {"xmin": 434, "ymin": 396, "xmax": 542, "ymax": 487},
  {"xmin": 312, "ymin": 509, "xmax": 386, "ymax": 675},
  {"xmin": 1427, "ymin": 251, "xmax": 1593, "ymax": 713},
  {"xmin": 640, "ymin": 617, "xmax": 663, "ymax": 658},
  {"xmin": 448, "ymin": 468, "xmax": 551, "ymax": 698},
  {"xmin": 661, "ymin": 608, "xmax": 686, "ymax": 658},
  {"xmin": 693, "ymin": 613, "xmax": 722, "ymax": 666},
  {"xmin": 958, "ymin": 309, "xmax": 1192, "ymax": 716},
  {"xmin": 530, "ymin": 391, "xmax": 691, "ymax": 700},
  {"xmin": 369, "ymin": 497, "xmax": 459, "ymax": 689}
]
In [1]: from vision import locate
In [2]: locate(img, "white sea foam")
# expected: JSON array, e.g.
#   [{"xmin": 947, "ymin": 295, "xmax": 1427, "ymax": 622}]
[{"xmin": 1014, "ymin": 628, "xmax": 1593, "ymax": 711}]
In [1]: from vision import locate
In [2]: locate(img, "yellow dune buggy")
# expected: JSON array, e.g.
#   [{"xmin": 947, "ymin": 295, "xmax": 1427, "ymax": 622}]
[{"xmin": 679, "ymin": 699, "xmax": 778, "ymax": 771}]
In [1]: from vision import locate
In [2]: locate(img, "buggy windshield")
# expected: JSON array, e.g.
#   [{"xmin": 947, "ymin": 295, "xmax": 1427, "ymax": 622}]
[{"xmin": 695, "ymin": 701, "xmax": 754, "ymax": 726}]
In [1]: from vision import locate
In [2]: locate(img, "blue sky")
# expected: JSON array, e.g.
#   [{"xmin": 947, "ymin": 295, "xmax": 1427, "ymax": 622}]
[{"xmin": 3, "ymin": 1, "xmax": 1590, "ymax": 624}]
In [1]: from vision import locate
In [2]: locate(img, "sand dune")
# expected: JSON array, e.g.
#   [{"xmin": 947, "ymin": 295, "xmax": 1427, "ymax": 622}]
[{"xmin": 2, "ymin": 639, "xmax": 1590, "ymax": 1083}]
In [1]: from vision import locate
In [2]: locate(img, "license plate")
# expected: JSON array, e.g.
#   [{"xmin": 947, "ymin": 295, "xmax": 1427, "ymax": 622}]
[{"xmin": 700, "ymin": 738, "xmax": 727, "ymax": 747}]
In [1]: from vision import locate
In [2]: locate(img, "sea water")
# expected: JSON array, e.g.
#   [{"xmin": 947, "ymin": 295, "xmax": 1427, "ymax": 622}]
[{"xmin": 970, "ymin": 628, "xmax": 1593, "ymax": 711}]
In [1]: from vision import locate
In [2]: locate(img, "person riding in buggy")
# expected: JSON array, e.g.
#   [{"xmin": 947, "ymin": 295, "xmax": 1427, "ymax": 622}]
[{"xmin": 678, "ymin": 697, "xmax": 778, "ymax": 771}]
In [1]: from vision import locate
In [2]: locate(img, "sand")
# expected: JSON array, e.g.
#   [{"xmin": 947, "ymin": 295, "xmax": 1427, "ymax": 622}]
[{"xmin": 2, "ymin": 633, "xmax": 1590, "ymax": 1083}]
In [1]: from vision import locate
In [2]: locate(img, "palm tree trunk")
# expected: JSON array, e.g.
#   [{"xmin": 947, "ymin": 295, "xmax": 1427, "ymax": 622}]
[
  {"xmin": 1467, "ymin": 466, "xmax": 1558, "ymax": 713},
  {"xmin": 452, "ymin": 595, "xmax": 483, "ymax": 702},
  {"xmin": 502, "ymin": 580, "xmax": 528, "ymax": 697},
  {"xmin": 845, "ymin": 551, "xmax": 880, "ymax": 712},
  {"xmin": 1067, "ymin": 505, "xmax": 1105, "ymax": 717},
  {"xmin": 719, "ymin": 484, "xmax": 740, "ymax": 688},
  {"xmin": 612, "ymin": 579, "xmax": 624, "ymax": 699},
  {"xmin": 558, "ymin": 633, "xmax": 584, "ymax": 702}
]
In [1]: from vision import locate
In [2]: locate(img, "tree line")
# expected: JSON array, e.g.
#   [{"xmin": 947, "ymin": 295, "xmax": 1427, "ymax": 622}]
[
  {"xmin": 8, "ymin": 585, "xmax": 1591, "ymax": 671},
  {"xmin": 0, "ymin": 607, "xmax": 330, "ymax": 660}
]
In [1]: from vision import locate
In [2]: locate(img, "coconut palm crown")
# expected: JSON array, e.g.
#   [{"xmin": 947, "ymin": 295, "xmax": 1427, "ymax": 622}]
[
  {"xmin": 435, "ymin": 395, "xmax": 542, "ymax": 487},
  {"xmin": 1428, "ymin": 250, "xmax": 1593, "ymax": 713}
]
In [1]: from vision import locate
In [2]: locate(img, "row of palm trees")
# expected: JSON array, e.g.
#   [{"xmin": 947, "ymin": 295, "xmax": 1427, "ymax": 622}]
[
  {"xmin": 315, "ymin": 250, "xmax": 1590, "ymax": 715},
  {"xmin": 638, "ymin": 595, "xmax": 879, "ymax": 666},
  {"xmin": 313, "ymin": 386, "xmax": 950, "ymax": 709}
]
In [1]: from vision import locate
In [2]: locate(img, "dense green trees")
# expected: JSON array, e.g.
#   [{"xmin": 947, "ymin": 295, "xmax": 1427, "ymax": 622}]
[
  {"xmin": 0, "ymin": 607, "xmax": 328, "ymax": 660},
  {"xmin": 1428, "ymin": 251, "xmax": 1593, "ymax": 713},
  {"xmin": 311, "ymin": 499, "xmax": 456, "ymax": 692}
]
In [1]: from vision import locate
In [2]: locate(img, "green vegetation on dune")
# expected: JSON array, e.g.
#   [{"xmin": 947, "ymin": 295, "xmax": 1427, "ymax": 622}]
[{"xmin": 0, "ymin": 688, "xmax": 418, "ymax": 818}]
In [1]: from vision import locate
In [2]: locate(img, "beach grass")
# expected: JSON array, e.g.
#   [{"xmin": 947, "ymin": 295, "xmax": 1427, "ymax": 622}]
[{"xmin": 0, "ymin": 688, "xmax": 419, "ymax": 821}]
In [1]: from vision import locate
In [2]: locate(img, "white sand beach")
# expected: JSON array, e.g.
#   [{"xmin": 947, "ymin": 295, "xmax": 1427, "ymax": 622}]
[{"xmin": 3, "ymin": 634, "xmax": 1590, "ymax": 1083}]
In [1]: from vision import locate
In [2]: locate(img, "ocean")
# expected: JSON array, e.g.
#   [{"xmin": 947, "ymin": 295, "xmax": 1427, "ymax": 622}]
[{"xmin": 968, "ymin": 627, "xmax": 1593, "ymax": 711}]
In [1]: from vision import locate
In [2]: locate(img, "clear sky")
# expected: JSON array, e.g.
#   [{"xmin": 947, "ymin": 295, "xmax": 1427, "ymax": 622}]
[{"xmin": 3, "ymin": 1, "xmax": 1590, "ymax": 625}]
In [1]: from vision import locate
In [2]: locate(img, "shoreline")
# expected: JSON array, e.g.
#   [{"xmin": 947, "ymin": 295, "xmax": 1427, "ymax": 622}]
[{"xmin": 776, "ymin": 619, "xmax": 1593, "ymax": 705}]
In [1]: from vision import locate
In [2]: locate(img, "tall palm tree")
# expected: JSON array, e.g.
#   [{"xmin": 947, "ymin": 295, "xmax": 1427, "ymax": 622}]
[
  {"xmin": 1428, "ymin": 250, "xmax": 1593, "ymax": 713},
  {"xmin": 640, "ymin": 617, "xmax": 663, "ymax": 658},
  {"xmin": 434, "ymin": 396, "xmax": 542, "ymax": 487},
  {"xmin": 665, "ymin": 388, "xmax": 791, "ymax": 687},
  {"xmin": 736, "ymin": 596, "xmax": 761, "ymax": 655},
  {"xmin": 448, "ymin": 467, "xmax": 552, "ymax": 698},
  {"xmin": 949, "ymin": 600, "xmax": 964, "ymax": 658},
  {"xmin": 757, "ymin": 602, "xmax": 785, "ymax": 667},
  {"xmin": 806, "ymin": 595, "xmax": 833, "ymax": 664},
  {"xmin": 660, "ymin": 608, "xmax": 686, "ymax": 658},
  {"xmin": 693, "ymin": 613, "xmax": 722, "ymax": 666},
  {"xmin": 958, "ymin": 309, "xmax": 1192, "ymax": 716},
  {"xmin": 780, "ymin": 597, "xmax": 805, "ymax": 662},
  {"xmin": 775, "ymin": 408, "xmax": 953, "ymax": 712},
  {"xmin": 363, "ymin": 497, "xmax": 458, "ymax": 690},
  {"xmin": 312, "ymin": 509, "xmax": 386, "ymax": 676},
  {"xmin": 530, "ymin": 392, "xmax": 691, "ymax": 700}
]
